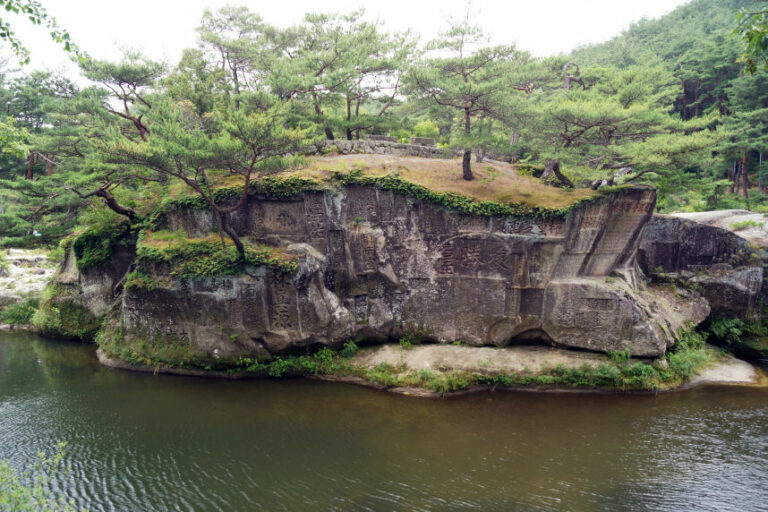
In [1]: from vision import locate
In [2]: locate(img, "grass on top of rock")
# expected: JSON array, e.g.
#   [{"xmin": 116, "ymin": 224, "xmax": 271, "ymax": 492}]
[
  {"xmin": 158, "ymin": 154, "xmax": 602, "ymax": 219},
  {"xmin": 287, "ymin": 154, "xmax": 596, "ymax": 210},
  {"xmin": 729, "ymin": 219, "xmax": 764, "ymax": 231},
  {"xmin": 130, "ymin": 229, "xmax": 298, "ymax": 284}
]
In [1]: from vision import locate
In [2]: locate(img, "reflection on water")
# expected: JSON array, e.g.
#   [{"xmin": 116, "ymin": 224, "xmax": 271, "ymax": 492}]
[{"xmin": 1, "ymin": 332, "xmax": 767, "ymax": 512}]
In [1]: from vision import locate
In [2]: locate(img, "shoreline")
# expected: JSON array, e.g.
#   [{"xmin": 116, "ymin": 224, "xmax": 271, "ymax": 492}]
[
  {"xmin": 96, "ymin": 347, "xmax": 767, "ymax": 398},
  {"xmin": 0, "ymin": 323, "xmax": 41, "ymax": 333}
]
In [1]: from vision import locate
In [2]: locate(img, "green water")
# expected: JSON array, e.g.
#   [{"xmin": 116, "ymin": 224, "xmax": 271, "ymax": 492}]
[{"xmin": 1, "ymin": 331, "xmax": 766, "ymax": 512}]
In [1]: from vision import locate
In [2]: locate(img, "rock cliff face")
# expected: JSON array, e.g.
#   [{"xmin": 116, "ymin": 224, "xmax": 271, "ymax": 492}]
[
  {"xmin": 638, "ymin": 215, "xmax": 766, "ymax": 319},
  {"xmin": 111, "ymin": 184, "xmax": 707, "ymax": 362},
  {"xmin": 35, "ymin": 244, "xmax": 135, "ymax": 340}
]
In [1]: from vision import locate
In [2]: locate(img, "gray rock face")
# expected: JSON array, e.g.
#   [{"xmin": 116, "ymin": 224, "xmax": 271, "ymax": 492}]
[
  {"xmin": 56, "ymin": 244, "xmax": 136, "ymax": 318},
  {"xmin": 117, "ymin": 184, "xmax": 708, "ymax": 360},
  {"xmin": 671, "ymin": 210, "xmax": 768, "ymax": 248},
  {"xmin": 638, "ymin": 215, "xmax": 766, "ymax": 319},
  {"xmin": 309, "ymin": 139, "xmax": 458, "ymax": 159}
]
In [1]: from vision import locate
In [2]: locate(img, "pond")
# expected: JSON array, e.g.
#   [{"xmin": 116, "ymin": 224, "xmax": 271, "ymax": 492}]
[{"xmin": 1, "ymin": 332, "xmax": 766, "ymax": 511}]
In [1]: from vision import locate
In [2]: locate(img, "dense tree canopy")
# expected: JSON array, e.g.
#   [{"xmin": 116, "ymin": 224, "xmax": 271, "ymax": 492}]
[{"xmin": 1, "ymin": 0, "xmax": 768, "ymax": 249}]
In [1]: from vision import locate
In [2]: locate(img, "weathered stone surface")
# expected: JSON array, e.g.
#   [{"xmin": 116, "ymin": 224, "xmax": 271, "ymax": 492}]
[
  {"xmin": 0, "ymin": 249, "xmax": 55, "ymax": 307},
  {"xmin": 56, "ymin": 243, "xmax": 135, "ymax": 318},
  {"xmin": 638, "ymin": 215, "xmax": 766, "ymax": 318},
  {"xmin": 111, "ymin": 183, "xmax": 709, "ymax": 361},
  {"xmin": 309, "ymin": 139, "xmax": 459, "ymax": 159},
  {"xmin": 671, "ymin": 210, "xmax": 768, "ymax": 248},
  {"xmin": 366, "ymin": 135, "xmax": 398, "ymax": 143},
  {"xmin": 410, "ymin": 137, "xmax": 435, "ymax": 146}
]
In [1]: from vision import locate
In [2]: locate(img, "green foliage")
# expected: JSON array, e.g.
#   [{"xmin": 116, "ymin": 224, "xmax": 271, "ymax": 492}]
[
  {"xmin": 0, "ymin": 116, "xmax": 28, "ymax": 158},
  {"xmin": 736, "ymin": 6, "xmax": 768, "ymax": 73},
  {"xmin": 0, "ymin": 297, "xmax": 38, "ymax": 325},
  {"xmin": 0, "ymin": 0, "xmax": 85, "ymax": 65},
  {"xmin": 123, "ymin": 270, "xmax": 165, "ymax": 292},
  {"xmin": 31, "ymin": 284, "xmax": 102, "ymax": 340},
  {"xmin": 97, "ymin": 327, "xmax": 216, "ymax": 370},
  {"xmin": 515, "ymin": 164, "xmax": 543, "ymax": 177},
  {"xmin": 72, "ymin": 221, "xmax": 132, "ymax": 271},
  {"xmin": 340, "ymin": 340, "xmax": 359, "ymax": 358},
  {"xmin": 0, "ymin": 442, "xmax": 82, "ymax": 512},
  {"xmin": 730, "ymin": 219, "xmax": 764, "ymax": 230},
  {"xmin": 398, "ymin": 325, "xmax": 425, "ymax": 350},
  {"xmin": 412, "ymin": 120, "xmax": 440, "ymax": 139},
  {"xmin": 709, "ymin": 317, "xmax": 745, "ymax": 344},
  {"xmin": 160, "ymin": 176, "xmax": 322, "ymax": 214},
  {"xmin": 607, "ymin": 348, "xmax": 632, "ymax": 365},
  {"xmin": 134, "ymin": 230, "xmax": 298, "ymax": 279},
  {"xmin": 665, "ymin": 330, "xmax": 709, "ymax": 378}
]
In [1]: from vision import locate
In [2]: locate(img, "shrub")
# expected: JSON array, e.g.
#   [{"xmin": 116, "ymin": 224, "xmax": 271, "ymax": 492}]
[
  {"xmin": 0, "ymin": 298, "xmax": 39, "ymax": 325},
  {"xmin": 412, "ymin": 120, "xmax": 440, "ymax": 139},
  {"xmin": 340, "ymin": 340, "xmax": 359, "ymax": 358}
]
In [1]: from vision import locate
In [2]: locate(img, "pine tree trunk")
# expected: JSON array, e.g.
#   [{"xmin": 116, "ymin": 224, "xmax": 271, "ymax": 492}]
[
  {"xmin": 221, "ymin": 213, "xmax": 245, "ymax": 259},
  {"xmin": 462, "ymin": 150, "xmax": 473, "ymax": 180},
  {"xmin": 345, "ymin": 97, "xmax": 353, "ymax": 141},
  {"xmin": 25, "ymin": 153, "xmax": 34, "ymax": 180},
  {"xmin": 463, "ymin": 107, "xmax": 473, "ymax": 180},
  {"xmin": 742, "ymin": 149, "xmax": 750, "ymax": 207},
  {"xmin": 94, "ymin": 189, "xmax": 139, "ymax": 223}
]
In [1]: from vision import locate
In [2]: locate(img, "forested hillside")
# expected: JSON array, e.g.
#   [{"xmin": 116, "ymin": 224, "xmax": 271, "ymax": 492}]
[
  {"xmin": 0, "ymin": 0, "xmax": 766, "ymax": 247},
  {"xmin": 574, "ymin": 0, "xmax": 768, "ymax": 211}
]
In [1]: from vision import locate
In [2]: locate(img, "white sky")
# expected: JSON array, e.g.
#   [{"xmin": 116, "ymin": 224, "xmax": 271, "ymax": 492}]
[{"xmin": 4, "ymin": 0, "xmax": 690, "ymax": 75}]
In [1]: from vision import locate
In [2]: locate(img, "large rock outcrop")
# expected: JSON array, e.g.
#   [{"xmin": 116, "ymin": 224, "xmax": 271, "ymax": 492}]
[
  {"xmin": 638, "ymin": 214, "xmax": 766, "ymax": 319},
  {"xmin": 111, "ymin": 184, "xmax": 707, "ymax": 362}
]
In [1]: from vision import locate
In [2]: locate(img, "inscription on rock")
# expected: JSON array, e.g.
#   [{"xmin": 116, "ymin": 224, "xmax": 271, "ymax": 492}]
[
  {"xmin": 520, "ymin": 289, "xmax": 544, "ymax": 316},
  {"xmin": 264, "ymin": 204, "xmax": 303, "ymax": 235},
  {"xmin": 354, "ymin": 295, "xmax": 369, "ymax": 323},
  {"xmin": 352, "ymin": 234, "xmax": 377, "ymax": 274},
  {"xmin": 438, "ymin": 236, "xmax": 523, "ymax": 280},
  {"xmin": 304, "ymin": 195, "xmax": 328, "ymax": 245},
  {"xmin": 270, "ymin": 280, "xmax": 294, "ymax": 330}
]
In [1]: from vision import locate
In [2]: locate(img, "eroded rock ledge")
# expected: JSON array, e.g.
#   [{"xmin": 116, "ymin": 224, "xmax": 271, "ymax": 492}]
[{"xmin": 95, "ymin": 182, "xmax": 711, "ymax": 365}]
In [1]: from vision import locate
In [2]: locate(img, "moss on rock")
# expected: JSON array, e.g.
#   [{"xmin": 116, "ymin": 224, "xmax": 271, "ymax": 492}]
[
  {"xmin": 32, "ymin": 283, "xmax": 102, "ymax": 340},
  {"xmin": 72, "ymin": 221, "xmax": 133, "ymax": 272}
]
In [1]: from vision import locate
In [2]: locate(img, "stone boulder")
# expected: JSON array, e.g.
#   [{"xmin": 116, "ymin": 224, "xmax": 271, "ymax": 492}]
[
  {"xmin": 638, "ymin": 214, "xmax": 766, "ymax": 319},
  {"xmin": 671, "ymin": 210, "xmax": 768, "ymax": 248}
]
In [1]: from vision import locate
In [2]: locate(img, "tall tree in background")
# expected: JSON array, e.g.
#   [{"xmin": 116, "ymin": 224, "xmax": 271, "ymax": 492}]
[
  {"xmin": 196, "ymin": 5, "xmax": 266, "ymax": 111},
  {"xmin": 718, "ymin": 70, "xmax": 768, "ymax": 201},
  {"xmin": 522, "ymin": 64, "xmax": 719, "ymax": 188},
  {"xmin": 406, "ymin": 18, "xmax": 525, "ymax": 180},
  {"xmin": 264, "ymin": 10, "xmax": 415, "ymax": 140}
]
